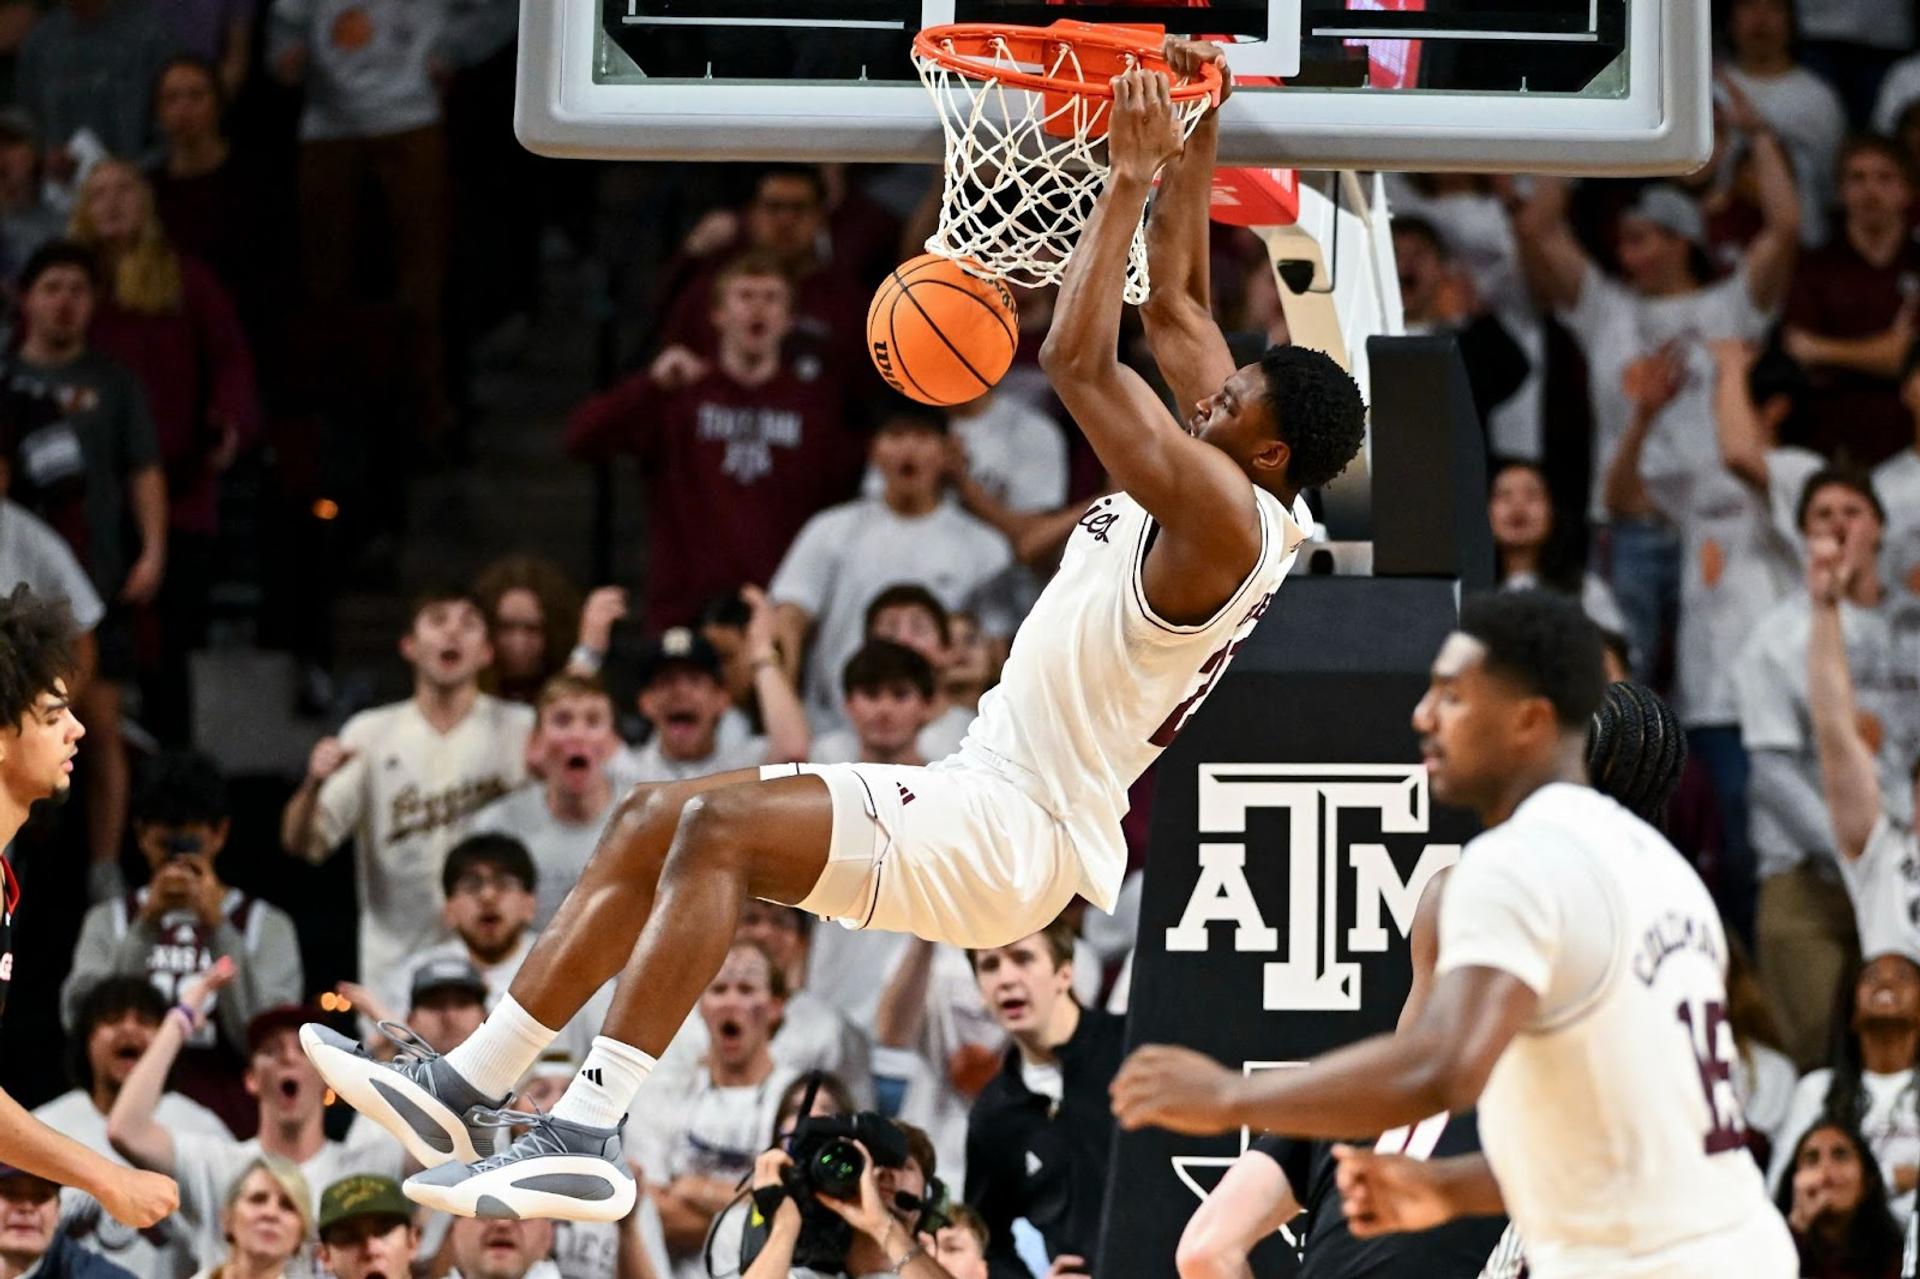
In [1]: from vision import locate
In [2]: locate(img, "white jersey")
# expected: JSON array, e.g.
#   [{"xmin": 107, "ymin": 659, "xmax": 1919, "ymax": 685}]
[
  {"xmin": 1437, "ymin": 784, "xmax": 1792, "ymax": 1278},
  {"xmin": 308, "ymin": 695, "xmax": 535, "ymax": 979},
  {"xmin": 956, "ymin": 487, "xmax": 1308, "ymax": 909}
]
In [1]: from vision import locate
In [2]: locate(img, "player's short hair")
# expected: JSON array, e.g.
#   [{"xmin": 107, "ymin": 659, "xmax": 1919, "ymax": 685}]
[
  {"xmin": 406, "ymin": 583, "xmax": 485, "ymax": 630},
  {"xmin": 535, "ymin": 672, "xmax": 612, "ymax": 719},
  {"xmin": 842, "ymin": 640, "xmax": 935, "ymax": 701},
  {"xmin": 0, "ymin": 585, "xmax": 77, "ymax": 729},
  {"xmin": 714, "ymin": 248, "xmax": 794, "ymax": 295},
  {"xmin": 725, "ymin": 936, "xmax": 790, "ymax": 1002},
  {"xmin": 68, "ymin": 977, "xmax": 168, "ymax": 1091},
  {"xmin": 17, "ymin": 239, "xmax": 97, "ymax": 295},
  {"xmin": 441, "ymin": 832, "xmax": 537, "ymax": 897},
  {"xmin": 1586, "ymin": 682, "xmax": 1687, "ymax": 825},
  {"xmin": 1258, "ymin": 346, "xmax": 1367, "ymax": 492},
  {"xmin": 1795, "ymin": 466, "xmax": 1885, "ymax": 530},
  {"xmin": 864, "ymin": 583, "xmax": 951, "ymax": 647},
  {"xmin": 133, "ymin": 749, "xmax": 229, "ymax": 827},
  {"xmin": 942, "ymin": 1204, "xmax": 990, "ymax": 1252},
  {"xmin": 966, "ymin": 912, "xmax": 1077, "ymax": 974},
  {"xmin": 1457, "ymin": 590, "xmax": 1607, "ymax": 729}
]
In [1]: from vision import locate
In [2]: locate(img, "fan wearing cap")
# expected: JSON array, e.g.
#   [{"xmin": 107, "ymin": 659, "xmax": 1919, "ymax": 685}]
[
  {"xmin": 0, "ymin": 587, "xmax": 177, "ymax": 1233},
  {"xmin": 33, "ymin": 978, "xmax": 226, "ymax": 1279},
  {"xmin": 621, "ymin": 606, "xmax": 808, "ymax": 785},
  {"xmin": 1511, "ymin": 98, "xmax": 1799, "ymax": 675},
  {"xmin": 108, "ymin": 961, "xmax": 405, "ymax": 1274},
  {"xmin": 0, "ymin": 1164, "xmax": 136, "ymax": 1279},
  {"xmin": 315, "ymin": 1175, "xmax": 417, "ymax": 1279}
]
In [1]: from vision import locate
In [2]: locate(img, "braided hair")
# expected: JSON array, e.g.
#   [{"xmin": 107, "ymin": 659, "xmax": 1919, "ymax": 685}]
[{"xmin": 1585, "ymin": 681, "xmax": 1687, "ymax": 827}]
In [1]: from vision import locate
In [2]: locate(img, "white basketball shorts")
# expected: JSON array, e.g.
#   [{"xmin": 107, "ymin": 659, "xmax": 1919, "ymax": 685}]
[{"xmin": 758, "ymin": 757, "xmax": 1082, "ymax": 948}]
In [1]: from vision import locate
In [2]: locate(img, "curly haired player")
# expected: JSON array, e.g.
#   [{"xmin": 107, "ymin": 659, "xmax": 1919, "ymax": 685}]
[{"xmin": 0, "ymin": 585, "xmax": 176, "ymax": 1228}]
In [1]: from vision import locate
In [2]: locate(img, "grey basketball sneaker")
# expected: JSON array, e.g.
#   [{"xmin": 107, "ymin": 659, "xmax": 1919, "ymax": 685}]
[
  {"xmin": 299, "ymin": 1022, "xmax": 507, "ymax": 1167},
  {"xmin": 403, "ymin": 1108, "xmax": 636, "ymax": 1223}
]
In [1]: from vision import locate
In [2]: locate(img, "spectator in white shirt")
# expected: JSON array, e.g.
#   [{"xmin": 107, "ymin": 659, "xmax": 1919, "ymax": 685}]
[
  {"xmin": 189, "ymin": 1157, "xmax": 311, "ymax": 1279},
  {"xmin": 630, "ymin": 940, "xmax": 796, "ymax": 1279},
  {"xmin": 623, "ymin": 590, "xmax": 809, "ymax": 785},
  {"xmin": 107, "ymin": 972, "xmax": 405, "ymax": 1274},
  {"xmin": 772, "ymin": 401, "xmax": 1012, "ymax": 731},
  {"xmin": 33, "ymin": 979, "xmax": 225, "ymax": 1279},
  {"xmin": 1721, "ymin": 0, "xmax": 1849, "ymax": 245},
  {"xmin": 469, "ymin": 675, "xmax": 629, "ymax": 928},
  {"xmin": 1734, "ymin": 471, "xmax": 1914, "ymax": 1067},
  {"xmin": 279, "ymin": 587, "xmax": 534, "ymax": 982},
  {"xmin": 0, "ymin": 455, "xmax": 104, "ymax": 678},
  {"xmin": 382, "ymin": 835, "xmax": 538, "ymax": 1020},
  {"xmin": 1807, "ymin": 527, "xmax": 1920, "ymax": 966},
  {"xmin": 862, "ymin": 584, "xmax": 973, "ymax": 762},
  {"xmin": 1875, "ymin": 346, "xmax": 1920, "ymax": 718},
  {"xmin": 807, "ymin": 642, "xmax": 936, "ymax": 769},
  {"xmin": 1513, "ymin": 110, "xmax": 1798, "ymax": 679}
]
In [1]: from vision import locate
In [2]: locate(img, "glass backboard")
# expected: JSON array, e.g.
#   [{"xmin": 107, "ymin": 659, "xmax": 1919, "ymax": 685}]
[{"xmin": 516, "ymin": 0, "xmax": 1710, "ymax": 175}]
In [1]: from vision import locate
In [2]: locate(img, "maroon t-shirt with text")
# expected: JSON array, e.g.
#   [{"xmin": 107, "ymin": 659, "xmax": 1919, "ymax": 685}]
[{"xmin": 567, "ymin": 361, "xmax": 863, "ymax": 630}]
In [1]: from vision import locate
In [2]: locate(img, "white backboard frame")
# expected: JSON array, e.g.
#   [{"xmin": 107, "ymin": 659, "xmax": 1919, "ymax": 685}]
[{"xmin": 517, "ymin": 0, "xmax": 1709, "ymax": 175}]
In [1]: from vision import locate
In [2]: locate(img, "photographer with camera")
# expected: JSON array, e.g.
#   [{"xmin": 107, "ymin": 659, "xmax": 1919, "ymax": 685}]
[
  {"xmin": 741, "ymin": 1109, "xmax": 953, "ymax": 1279},
  {"xmin": 61, "ymin": 751, "xmax": 302, "ymax": 1133}
]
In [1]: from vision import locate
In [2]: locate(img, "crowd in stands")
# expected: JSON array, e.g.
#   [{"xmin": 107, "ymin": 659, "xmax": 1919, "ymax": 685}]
[{"xmin": 6, "ymin": 0, "xmax": 1920, "ymax": 1275}]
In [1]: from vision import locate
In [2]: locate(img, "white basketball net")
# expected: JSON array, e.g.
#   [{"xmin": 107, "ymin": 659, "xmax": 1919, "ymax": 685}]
[{"xmin": 913, "ymin": 31, "xmax": 1213, "ymax": 306}]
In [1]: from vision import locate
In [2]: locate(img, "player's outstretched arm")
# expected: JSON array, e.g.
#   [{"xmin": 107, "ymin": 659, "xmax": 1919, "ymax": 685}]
[
  {"xmin": 1039, "ymin": 69, "xmax": 1260, "ymax": 586},
  {"xmin": 0, "ymin": 1085, "xmax": 178, "ymax": 1226},
  {"xmin": 1331, "ymin": 1148, "xmax": 1504, "ymax": 1237},
  {"xmin": 1110, "ymin": 964, "xmax": 1536, "ymax": 1139},
  {"xmin": 1139, "ymin": 39, "xmax": 1236, "ymax": 422}
]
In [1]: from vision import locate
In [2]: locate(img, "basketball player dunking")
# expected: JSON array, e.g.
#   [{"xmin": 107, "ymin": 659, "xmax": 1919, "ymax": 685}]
[
  {"xmin": 0, "ymin": 586, "xmax": 178, "ymax": 1228},
  {"xmin": 300, "ymin": 52, "xmax": 1365, "ymax": 1224},
  {"xmin": 1113, "ymin": 592, "xmax": 1795, "ymax": 1278}
]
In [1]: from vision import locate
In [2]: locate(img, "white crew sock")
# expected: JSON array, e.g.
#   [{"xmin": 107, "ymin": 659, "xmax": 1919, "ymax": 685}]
[
  {"xmin": 443, "ymin": 995, "xmax": 559, "ymax": 1099},
  {"xmin": 550, "ymin": 1036, "xmax": 656, "ymax": 1129}
]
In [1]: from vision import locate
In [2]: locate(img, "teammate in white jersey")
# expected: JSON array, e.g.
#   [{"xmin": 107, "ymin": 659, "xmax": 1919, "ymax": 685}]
[
  {"xmin": 1113, "ymin": 591, "xmax": 1794, "ymax": 1277},
  {"xmin": 298, "ymin": 49, "xmax": 1368, "ymax": 1224}
]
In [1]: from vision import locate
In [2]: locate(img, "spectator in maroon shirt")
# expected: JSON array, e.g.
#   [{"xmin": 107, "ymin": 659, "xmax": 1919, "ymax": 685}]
[
  {"xmin": 148, "ymin": 57, "xmax": 282, "ymax": 372},
  {"xmin": 70, "ymin": 157, "xmax": 256, "ymax": 742},
  {"xmin": 568, "ymin": 249, "xmax": 862, "ymax": 632},
  {"xmin": 1784, "ymin": 135, "xmax": 1920, "ymax": 466},
  {"xmin": 652, "ymin": 167, "xmax": 871, "ymax": 386}
]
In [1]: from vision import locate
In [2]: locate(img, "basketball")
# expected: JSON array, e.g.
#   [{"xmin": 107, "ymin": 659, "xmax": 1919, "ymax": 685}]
[{"xmin": 866, "ymin": 254, "xmax": 1019, "ymax": 406}]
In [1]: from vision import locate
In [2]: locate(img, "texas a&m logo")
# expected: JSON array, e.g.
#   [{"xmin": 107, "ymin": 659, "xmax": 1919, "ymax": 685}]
[{"xmin": 1165, "ymin": 763, "xmax": 1458, "ymax": 1012}]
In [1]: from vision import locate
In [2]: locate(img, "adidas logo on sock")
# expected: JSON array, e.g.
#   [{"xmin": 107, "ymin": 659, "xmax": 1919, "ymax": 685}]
[{"xmin": 582, "ymin": 1068, "xmax": 604, "ymax": 1088}]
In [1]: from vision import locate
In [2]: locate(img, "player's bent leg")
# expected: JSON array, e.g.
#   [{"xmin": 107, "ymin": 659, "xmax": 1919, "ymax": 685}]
[
  {"xmin": 403, "ymin": 774, "xmax": 836, "ymax": 1222},
  {"xmin": 303, "ymin": 767, "xmax": 768, "ymax": 1173},
  {"xmin": 507, "ymin": 767, "xmax": 769, "ymax": 1030}
]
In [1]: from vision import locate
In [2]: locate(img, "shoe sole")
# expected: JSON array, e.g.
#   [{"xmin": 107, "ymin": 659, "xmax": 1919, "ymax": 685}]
[
  {"xmin": 404, "ymin": 1156, "xmax": 638, "ymax": 1224},
  {"xmin": 298, "ymin": 1023, "xmax": 479, "ymax": 1167}
]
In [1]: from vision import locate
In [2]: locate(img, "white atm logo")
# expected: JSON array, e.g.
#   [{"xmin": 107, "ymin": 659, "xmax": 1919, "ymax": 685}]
[{"xmin": 1166, "ymin": 763, "xmax": 1459, "ymax": 1011}]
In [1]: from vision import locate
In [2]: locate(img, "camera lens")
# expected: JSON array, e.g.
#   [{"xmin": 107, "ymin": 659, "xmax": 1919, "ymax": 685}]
[{"xmin": 810, "ymin": 1137, "xmax": 865, "ymax": 1200}]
